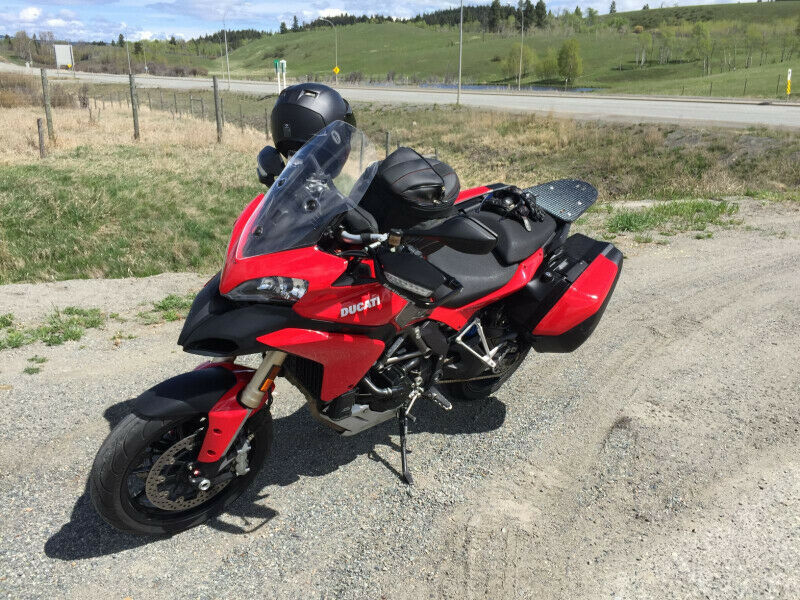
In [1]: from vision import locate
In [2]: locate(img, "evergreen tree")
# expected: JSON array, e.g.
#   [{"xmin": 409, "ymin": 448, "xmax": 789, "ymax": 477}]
[
  {"xmin": 609, "ymin": 1, "xmax": 617, "ymax": 14},
  {"xmin": 292, "ymin": 16, "xmax": 299, "ymax": 31},
  {"xmin": 534, "ymin": 0, "xmax": 547, "ymax": 28},
  {"xmin": 489, "ymin": 0, "xmax": 502, "ymax": 32},
  {"xmin": 118, "ymin": 33, "xmax": 124, "ymax": 46},
  {"xmin": 280, "ymin": 21, "xmax": 288, "ymax": 34},
  {"xmin": 574, "ymin": 6, "xmax": 582, "ymax": 18}
]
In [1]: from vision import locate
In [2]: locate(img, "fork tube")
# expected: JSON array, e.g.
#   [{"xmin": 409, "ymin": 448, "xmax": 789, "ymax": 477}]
[{"xmin": 239, "ymin": 351, "xmax": 287, "ymax": 409}]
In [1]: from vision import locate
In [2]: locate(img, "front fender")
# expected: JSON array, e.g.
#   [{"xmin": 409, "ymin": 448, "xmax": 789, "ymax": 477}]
[{"xmin": 131, "ymin": 366, "xmax": 239, "ymax": 419}]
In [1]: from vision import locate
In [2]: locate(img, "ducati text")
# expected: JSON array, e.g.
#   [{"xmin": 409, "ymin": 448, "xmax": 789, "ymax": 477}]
[{"xmin": 340, "ymin": 296, "xmax": 381, "ymax": 317}]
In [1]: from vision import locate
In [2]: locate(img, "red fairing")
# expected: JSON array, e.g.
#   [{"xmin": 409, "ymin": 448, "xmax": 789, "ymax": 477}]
[
  {"xmin": 258, "ymin": 328, "xmax": 385, "ymax": 401},
  {"xmin": 455, "ymin": 186, "xmax": 492, "ymax": 204},
  {"xmin": 430, "ymin": 249, "xmax": 543, "ymax": 330},
  {"xmin": 220, "ymin": 245, "xmax": 348, "ymax": 296},
  {"xmin": 193, "ymin": 362, "xmax": 267, "ymax": 464},
  {"xmin": 532, "ymin": 254, "xmax": 619, "ymax": 336},
  {"xmin": 294, "ymin": 281, "xmax": 407, "ymax": 326},
  {"xmin": 221, "ymin": 194, "xmax": 264, "ymax": 284}
]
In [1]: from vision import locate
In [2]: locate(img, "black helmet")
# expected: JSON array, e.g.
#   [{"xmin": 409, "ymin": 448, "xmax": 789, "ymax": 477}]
[{"xmin": 270, "ymin": 83, "xmax": 356, "ymax": 157}]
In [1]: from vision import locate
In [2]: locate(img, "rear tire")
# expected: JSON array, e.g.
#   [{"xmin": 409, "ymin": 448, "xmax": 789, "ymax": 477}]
[
  {"xmin": 445, "ymin": 346, "xmax": 530, "ymax": 401},
  {"xmin": 89, "ymin": 410, "xmax": 271, "ymax": 535}
]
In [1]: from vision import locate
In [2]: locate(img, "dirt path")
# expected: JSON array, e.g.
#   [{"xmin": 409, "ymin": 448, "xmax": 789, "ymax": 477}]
[{"xmin": 0, "ymin": 201, "xmax": 797, "ymax": 599}]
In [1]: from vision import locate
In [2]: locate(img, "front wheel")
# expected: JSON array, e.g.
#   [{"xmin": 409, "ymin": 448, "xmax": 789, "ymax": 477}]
[{"xmin": 89, "ymin": 410, "xmax": 271, "ymax": 535}]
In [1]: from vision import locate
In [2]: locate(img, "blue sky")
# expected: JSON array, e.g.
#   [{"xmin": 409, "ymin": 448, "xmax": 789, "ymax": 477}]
[{"xmin": 0, "ymin": 0, "xmax": 742, "ymax": 42}]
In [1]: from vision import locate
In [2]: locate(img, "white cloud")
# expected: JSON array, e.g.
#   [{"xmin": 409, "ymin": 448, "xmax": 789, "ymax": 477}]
[
  {"xmin": 318, "ymin": 8, "xmax": 345, "ymax": 18},
  {"xmin": 135, "ymin": 30, "xmax": 154, "ymax": 40},
  {"xmin": 45, "ymin": 18, "xmax": 67, "ymax": 27},
  {"xmin": 19, "ymin": 6, "xmax": 41, "ymax": 22}
]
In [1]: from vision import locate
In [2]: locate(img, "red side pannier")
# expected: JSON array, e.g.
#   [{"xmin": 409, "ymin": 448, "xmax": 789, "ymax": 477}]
[{"xmin": 507, "ymin": 234, "xmax": 623, "ymax": 353}]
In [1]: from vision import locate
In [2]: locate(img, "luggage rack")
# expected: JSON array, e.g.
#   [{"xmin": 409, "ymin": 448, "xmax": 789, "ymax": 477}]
[{"xmin": 524, "ymin": 179, "xmax": 597, "ymax": 223}]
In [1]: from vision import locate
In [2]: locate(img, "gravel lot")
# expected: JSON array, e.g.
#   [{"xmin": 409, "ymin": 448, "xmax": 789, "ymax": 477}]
[{"xmin": 0, "ymin": 200, "xmax": 798, "ymax": 599}]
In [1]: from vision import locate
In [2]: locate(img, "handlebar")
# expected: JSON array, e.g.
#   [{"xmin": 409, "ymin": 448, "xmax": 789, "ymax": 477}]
[{"xmin": 339, "ymin": 230, "xmax": 388, "ymax": 245}]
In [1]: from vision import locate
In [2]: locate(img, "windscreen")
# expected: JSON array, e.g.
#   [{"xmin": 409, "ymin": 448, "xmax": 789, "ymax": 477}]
[{"xmin": 241, "ymin": 121, "xmax": 378, "ymax": 258}]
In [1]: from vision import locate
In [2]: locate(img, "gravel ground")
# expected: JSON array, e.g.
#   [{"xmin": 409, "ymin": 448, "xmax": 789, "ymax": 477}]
[{"xmin": 0, "ymin": 200, "xmax": 798, "ymax": 600}]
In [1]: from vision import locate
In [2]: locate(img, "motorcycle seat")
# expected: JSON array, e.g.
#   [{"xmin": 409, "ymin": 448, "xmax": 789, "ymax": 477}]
[
  {"xmin": 472, "ymin": 211, "xmax": 556, "ymax": 266},
  {"xmin": 427, "ymin": 245, "xmax": 517, "ymax": 308}
]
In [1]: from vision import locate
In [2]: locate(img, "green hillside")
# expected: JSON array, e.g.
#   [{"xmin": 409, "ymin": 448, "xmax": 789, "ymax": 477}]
[{"xmin": 214, "ymin": 2, "xmax": 799, "ymax": 98}]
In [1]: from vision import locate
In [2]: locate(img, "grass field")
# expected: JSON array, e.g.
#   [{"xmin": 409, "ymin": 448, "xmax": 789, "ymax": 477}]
[
  {"xmin": 212, "ymin": 2, "xmax": 800, "ymax": 98},
  {"xmin": 1, "ymin": 75, "xmax": 798, "ymax": 284}
]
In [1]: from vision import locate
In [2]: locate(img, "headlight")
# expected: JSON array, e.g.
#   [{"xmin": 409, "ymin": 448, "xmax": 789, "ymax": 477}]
[{"xmin": 224, "ymin": 276, "xmax": 309, "ymax": 303}]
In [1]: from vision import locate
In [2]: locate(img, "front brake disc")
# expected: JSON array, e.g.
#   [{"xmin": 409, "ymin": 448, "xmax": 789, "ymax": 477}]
[{"xmin": 144, "ymin": 434, "xmax": 228, "ymax": 511}]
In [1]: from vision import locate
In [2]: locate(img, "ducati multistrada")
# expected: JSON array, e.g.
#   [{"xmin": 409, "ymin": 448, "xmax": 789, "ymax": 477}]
[{"xmin": 90, "ymin": 121, "xmax": 622, "ymax": 535}]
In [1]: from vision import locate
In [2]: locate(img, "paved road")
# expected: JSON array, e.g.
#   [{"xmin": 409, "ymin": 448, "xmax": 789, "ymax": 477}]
[{"xmin": 4, "ymin": 61, "xmax": 800, "ymax": 130}]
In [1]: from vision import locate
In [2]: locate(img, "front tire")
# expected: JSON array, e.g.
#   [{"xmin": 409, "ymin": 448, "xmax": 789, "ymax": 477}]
[{"xmin": 89, "ymin": 410, "xmax": 271, "ymax": 535}]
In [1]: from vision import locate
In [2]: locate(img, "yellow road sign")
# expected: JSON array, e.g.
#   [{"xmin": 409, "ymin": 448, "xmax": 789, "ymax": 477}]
[{"xmin": 333, "ymin": 66, "xmax": 340, "ymax": 75}]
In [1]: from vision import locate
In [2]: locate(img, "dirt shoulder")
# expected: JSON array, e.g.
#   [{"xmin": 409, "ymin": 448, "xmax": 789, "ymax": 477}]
[{"xmin": 0, "ymin": 203, "xmax": 798, "ymax": 599}]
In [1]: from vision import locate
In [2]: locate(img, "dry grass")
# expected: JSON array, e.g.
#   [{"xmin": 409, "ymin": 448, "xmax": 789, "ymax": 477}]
[{"xmin": 0, "ymin": 105, "xmax": 270, "ymax": 165}]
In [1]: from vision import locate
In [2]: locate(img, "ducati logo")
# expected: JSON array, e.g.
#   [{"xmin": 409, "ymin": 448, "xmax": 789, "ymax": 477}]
[{"xmin": 340, "ymin": 296, "xmax": 381, "ymax": 317}]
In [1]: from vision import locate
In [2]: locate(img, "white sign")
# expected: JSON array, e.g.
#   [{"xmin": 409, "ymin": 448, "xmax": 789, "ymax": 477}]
[{"xmin": 54, "ymin": 44, "xmax": 74, "ymax": 69}]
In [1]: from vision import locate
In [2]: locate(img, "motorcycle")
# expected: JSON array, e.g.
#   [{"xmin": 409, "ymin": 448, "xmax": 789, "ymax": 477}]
[{"xmin": 90, "ymin": 121, "xmax": 622, "ymax": 534}]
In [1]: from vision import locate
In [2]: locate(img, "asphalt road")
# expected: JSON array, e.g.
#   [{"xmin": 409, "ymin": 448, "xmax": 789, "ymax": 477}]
[{"xmin": 3, "ymin": 61, "xmax": 799, "ymax": 130}]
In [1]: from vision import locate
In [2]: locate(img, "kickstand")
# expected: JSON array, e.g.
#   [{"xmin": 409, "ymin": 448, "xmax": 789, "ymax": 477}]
[{"xmin": 398, "ymin": 408, "xmax": 414, "ymax": 485}]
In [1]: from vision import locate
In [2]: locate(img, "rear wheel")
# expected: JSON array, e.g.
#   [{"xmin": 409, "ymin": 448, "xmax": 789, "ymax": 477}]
[
  {"xmin": 445, "ymin": 344, "xmax": 530, "ymax": 401},
  {"xmin": 90, "ymin": 410, "xmax": 271, "ymax": 535}
]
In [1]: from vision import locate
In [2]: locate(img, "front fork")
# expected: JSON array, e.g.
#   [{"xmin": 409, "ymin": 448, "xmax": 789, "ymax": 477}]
[{"xmin": 191, "ymin": 351, "xmax": 287, "ymax": 481}]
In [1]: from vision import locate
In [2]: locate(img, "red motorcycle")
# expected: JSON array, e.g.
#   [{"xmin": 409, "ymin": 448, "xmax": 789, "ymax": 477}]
[{"xmin": 90, "ymin": 121, "xmax": 622, "ymax": 534}]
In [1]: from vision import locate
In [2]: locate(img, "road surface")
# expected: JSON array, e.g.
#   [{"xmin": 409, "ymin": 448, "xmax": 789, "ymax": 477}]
[{"xmin": 3, "ymin": 61, "xmax": 799, "ymax": 130}]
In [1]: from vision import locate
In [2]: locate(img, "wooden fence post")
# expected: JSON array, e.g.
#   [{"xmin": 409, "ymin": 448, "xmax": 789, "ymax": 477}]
[
  {"xmin": 129, "ymin": 73, "xmax": 140, "ymax": 140},
  {"xmin": 173, "ymin": 92, "xmax": 179, "ymax": 118},
  {"xmin": 265, "ymin": 107, "xmax": 269, "ymax": 140},
  {"xmin": 39, "ymin": 68, "xmax": 54, "ymax": 141},
  {"xmin": 239, "ymin": 104, "xmax": 244, "ymax": 132},
  {"xmin": 190, "ymin": 95, "xmax": 194, "ymax": 118},
  {"xmin": 37, "ymin": 118, "xmax": 46, "ymax": 158},
  {"xmin": 201, "ymin": 97, "xmax": 205, "ymax": 120},
  {"xmin": 385, "ymin": 131, "xmax": 390, "ymax": 158},
  {"xmin": 213, "ymin": 76, "xmax": 223, "ymax": 143},
  {"xmin": 147, "ymin": 91, "xmax": 152, "ymax": 110},
  {"xmin": 160, "ymin": 89, "xmax": 164, "ymax": 110}
]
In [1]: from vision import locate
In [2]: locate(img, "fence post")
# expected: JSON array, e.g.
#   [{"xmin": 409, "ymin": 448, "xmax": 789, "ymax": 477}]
[
  {"xmin": 239, "ymin": 104, "xmax": 244, "ymax": 132},
  {"xmin": 221, "ymin": 96, "xmax": 225, "ymax": 126},
  {"xmin": 709, "ymin": 82, "xmax": 713, "ymax": 96},
  {"xmin": 201, "ymin": 97, "xmax": 205, "ymax": 120},
  {"xmin": 213, "ymin": 76, "xmax": 223, "ymax": 143},
  {"xmin": 129, "ymin": 73, "xmax": 140, "ymax": 141},
  {"xmin": 147, "ymin": 91, "xmax": 152, "ymax": 110},
  {"xmin": 265, "ymin": 107, "xmax": 269, "ymax": 140},
  {"xmin": 743, "ymin": 78, "xmax": 747, "ymax": 96},
  {"xmin": 159, "ymin": 89, "xmax": 164, "ymax": 110},
  {"xmin": 190, "ymin": 95, "xmax": 194, "ymax": 118},
  {"xmin": 36, "ymin": 118, "xmax": 46, "ymax": 158},
  {"xmin": 776, "ymin": 75, "xmax": 782, "ymax": 96},
  {"xmin": 173, "ymin": 92, "xmax": 179, "ymax": 118},
  {"xmin": 385, "ymin": 131, "xmax": 390, "ymax": 158},
  {"xmin": 39, "ymin": 68, "xmax": 54, "ymax": 141}
]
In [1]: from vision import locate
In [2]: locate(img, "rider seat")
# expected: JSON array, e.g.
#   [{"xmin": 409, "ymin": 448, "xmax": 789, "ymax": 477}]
[
  {"xmin": 427, "ymin": 245, "xmax": 517, "ymax": 308},
  {"xmin": 472, "ymin": 211, "xmax": 556, "ymax": 266}
]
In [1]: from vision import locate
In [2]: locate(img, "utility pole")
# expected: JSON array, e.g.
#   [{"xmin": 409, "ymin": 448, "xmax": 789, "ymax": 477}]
[
  {"xmin": 320, "ymin": 19, "xmax": 338, "ymax": 84},
  {"xmin": 518, "ymin": 4, "xmax": 524, "ymax": 91},
  {"xmin": 457, "ymin": 0, "xmax": 463, "ymax": 105},
  {"xmin": 223, "ymin": 17, "xmax": 231, "ymax": 90}
]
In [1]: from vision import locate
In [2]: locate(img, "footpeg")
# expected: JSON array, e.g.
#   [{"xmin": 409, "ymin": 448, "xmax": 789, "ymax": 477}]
[{"xmin": 425, "ymin": 387, "xmax": 452, "ymax": 411}]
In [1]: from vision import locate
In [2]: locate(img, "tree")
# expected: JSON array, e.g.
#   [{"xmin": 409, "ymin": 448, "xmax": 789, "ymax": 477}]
[
  {"xmin": 586, "ymin": 7, "xmax": 599, "ymax": 26},
  {"xmin": 489, "ymin": 0, "xmax": 502, "ymax": 32},
  {"xmin": 609, "ymin": 1, "xmax": 617, "ymax": 14},
  {"xmin": 279, "ymin": 21, "xmax": 288, "ymax": 34},
  {"xmin": 503, "ymin": 42, "xmax": 534, "ymax": 77},
  {"xmin": 518, "ymin": 0, "xmax": 534, "ymax": 30},
  {"xmin": 691, "ymin": 22, "xmax": 712, "ymax": 75},
  {"xmin": 574, "ymin": 6, "xmax": 582, "ymax": 18},
  {"xmin": 118, "ymin": 33, "xmax": 124, "ymax": 46},
  {"xmin": 536, "ymin": 47, "xmax": 559, "ymax": 79},
  {"xmin": 642, "ymin": 3, "xmax": 650, "ymax": 9},
  {"xmin": 557, "ymin": 38, "xmax": 583, "ymax": 83},
  {"xmin": 534, "ymin": 0, "xmax": 547, "ymax": 28},
  {"xmin": 169, "ymin": 35, "xmax": 177, "ymax": 45},
  {"xmin": 133, "ymin": 41, "xmax": 143, "ymax": 55},
  {"xmin": 292, "ymin": 15, "xmax": 299, "ymax": 31}
]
